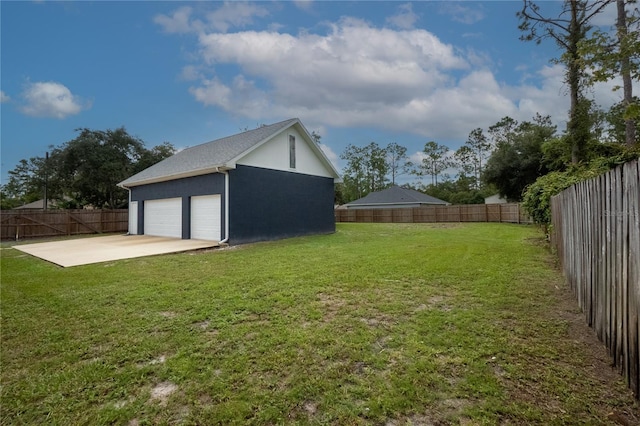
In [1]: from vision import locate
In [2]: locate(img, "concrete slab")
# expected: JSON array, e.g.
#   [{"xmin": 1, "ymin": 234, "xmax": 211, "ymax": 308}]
[{"xmin": 14, "ymin": 235, "xmax": 220, "ymax": 267}]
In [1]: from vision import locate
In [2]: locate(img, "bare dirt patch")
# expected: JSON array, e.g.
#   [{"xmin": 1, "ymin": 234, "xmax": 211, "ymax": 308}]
[
  {"xmin": 386, "ymin": 398, "xmax": 473, "ymax": 426},
  {"xmin": 317, "ymin": 292, "xmax": 346, "ymax": 322},
  {"xmin": 360, "ymin": 314, "xmax": 395, "ymax": 328},
  {"xmin": 148, "ymin": 355, "xmax": 166, "ymax": 365},
  {"xmin": 193, "ymin": 319, "xmax": 210, "ymax": 329},
  {"xmin": 150, "ymin": 381, "xmax": 178, "ymax": 406},
  {"xmin": 373, "ymin": 335, "xmax": 393, "ymax": 352},
  {"xmin": 303, "ymin": 401, "xmax": 318, "ymax": 415}
]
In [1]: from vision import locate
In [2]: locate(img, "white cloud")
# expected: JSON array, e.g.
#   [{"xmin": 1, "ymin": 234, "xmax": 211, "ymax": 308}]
[
  {"xmin": 189, "ymin": 74, "xmax": 268, "ymax": 115},
  {"xmin": 508, "ymin": 65, "xmax": 569, "ymax": 124},
  {"xmin": 179, "ymin": 65, "xmax": 203, "ymax": 81},
  {"xmin": 293, "ymin": 0, "xmax": 313, "ymax": 12},
  {"xmin": 159, "ymin": 6, "xmax": 621, "ymax": 142},
  {"xmin": 590, "ymin": 1, "xmax": 618, "ymax": 27},
  {"xmin": 191, "ymin": 18, "xmax": 469, "ymax": 131},
  {"xmin": 154, "ymin": 2, "xmax": 268, "ymax": 34},
  {"xmin": 0, "ymin": 91, "xmax": 10, "ymax": 103},
  {"xmin": 185, "ymin": 16, "xmax": 531, "ymax": 139},
  {"xmin": 20, "ymin": 81, "xmax": 88, "ymax": 119},
  {"xmin": 386, "ymin": 3, "xmax": 418, "ymax": 30},
  {"xmin": 409, "ymin": 150, "xmax": 426, "ymax": 165},
  {"xmin": 439, "ymin": 3, "xmax": 485, "ymax": 25},
  {"xmin": 206, "ymin": 2, "xmax": 269, "ymax": 33},
  {"xmin": 154, "ymin": 6, "xmax": 195, "ymax": 34}
]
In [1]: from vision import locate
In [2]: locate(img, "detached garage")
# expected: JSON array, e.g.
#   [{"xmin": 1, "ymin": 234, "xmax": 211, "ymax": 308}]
[{"xmin": 118, "ymin": 118, "xmax": 341, "ymax": 244}]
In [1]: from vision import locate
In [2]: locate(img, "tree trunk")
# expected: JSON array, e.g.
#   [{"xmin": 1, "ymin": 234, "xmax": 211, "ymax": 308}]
[
  {"xmin": 568, "ymin": 0, "xmax": 584, "ymax": 164},
  {"xmin": 617, "ymin": 0, "xmax": 636, "ymax": 147}
]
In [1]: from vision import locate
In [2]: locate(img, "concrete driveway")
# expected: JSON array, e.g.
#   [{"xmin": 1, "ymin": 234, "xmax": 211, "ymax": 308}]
[{"xmin": 14, "ymin": 235, "xmax": 220, "ymax": 267}]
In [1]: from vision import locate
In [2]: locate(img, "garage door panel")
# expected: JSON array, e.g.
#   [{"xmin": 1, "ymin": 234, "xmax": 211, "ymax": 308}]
[
  {"xmin": 191, "ymin": 195, "xmax": 221, "ymax": 241},
  {"xmin": 144, "ymin": 198, "xmax": 182, "ymax": 238},
  {"xmin": 129, "ymin": 201, "xmax": 138, "ymax": 235}
]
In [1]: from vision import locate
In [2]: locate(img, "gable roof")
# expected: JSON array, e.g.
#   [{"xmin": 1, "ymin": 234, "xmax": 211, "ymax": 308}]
[
  {"xmin": 14, "ymin": 199, "xmax": 51, "ymax": 210},
  {"xmin": 119, "ymin": 118, "xmax": 339, "ymax": 187},
  {"xmin": 13, "ymin": 198, "xmax": 70, "ymax": 210},
  {"xmin": 345, "ymin": 185, "xmax": 448, "ymax": 207}
]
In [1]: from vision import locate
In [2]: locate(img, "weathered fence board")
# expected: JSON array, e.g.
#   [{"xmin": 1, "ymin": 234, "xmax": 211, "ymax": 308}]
[
  {"xmin": 1, "ymin": 209, "xmax": 128, "ymax": 240},
  {"xmin": 335, "ymin": 202, "xmax": 531, "ymax": 224},
  {"xmin": 550, "ymin": 159, "xmax": 640, "ymax": 399}
]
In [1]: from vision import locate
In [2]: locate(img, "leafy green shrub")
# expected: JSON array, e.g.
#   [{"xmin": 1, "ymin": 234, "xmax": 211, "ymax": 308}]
[
  {"xmin": 522, "ymin": 166, "xmax": 607, "ymax": 226},
  {"xmin": 523, "ymin": 145, "xmax": 640, "ymax": 227}
]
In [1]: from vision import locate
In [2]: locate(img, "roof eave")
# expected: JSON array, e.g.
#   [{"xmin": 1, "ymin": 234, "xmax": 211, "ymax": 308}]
[{"xmin": 118, "ymin": 165, "xmax": 234, "ymax": 188}]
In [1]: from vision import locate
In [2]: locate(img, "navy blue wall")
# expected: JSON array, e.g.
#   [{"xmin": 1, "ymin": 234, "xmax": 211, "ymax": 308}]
[
  {"xmin": 228, "ymin": 165, "xmax": 335, "ymax": 244},
  {"xmin": 129, "ymin": 173, "xmax": 225, "ymax": 239}
]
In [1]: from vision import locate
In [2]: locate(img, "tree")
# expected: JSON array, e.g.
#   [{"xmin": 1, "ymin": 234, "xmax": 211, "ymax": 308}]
[
  {"xmin": 419, "ymin": 177, "xmax": 493, "ymax": 205},
  {"xmin": 453, "ymin": 145, "xmax": 476, "ymax": 182},
  {"xmin": 483, "ymin": 116, "xmax": 557, "ymax": 200},
  {"xmin": 419, "ymin": 141, "xmax": 451, "ymax": 186},
  {"xmin": 605, "ymin": 97, "xmax": 640, "ymax": 144},
  {"xmin": 3, "ymin": 157, "xmax": 47, "ymax": 205},
  {"xmin": 488, "ymin": 116, "xmax": 519, "ymax": 146},
  {"xmin": 2, "ymin": 127, "xmax": 175, "ymax": 209},
  {"xmin": 540, "ymin": 98, "xmax": 620, "ymax": 171},
  {"xmin": 133, "ymin": 141, "xmax": 177, "ymax": 174},
  {"xmin": 340, "ymin": 144, "xmax": 367, "ymax": 201},
  {"xmin": 464, "ymin": 128, "xmax": 492, "ymax": 187},
  {"xmin": 518, "ymin": 0, "xmax": 611, "ymax": 163},
  {"xmin": 56, "ymin": 128, "xmax": 146, "ymax": 208},
  {"xmin": 340, "ymin": 142, "xmax": 389, "ymax": 202},
  {"xmin": 1, "ymin": 154, "xmax": 66, "ymax": 209},
  {"xmin": 0, "ymin": 185, "xmax": 22, "ymax": 210},
  {"xmin": 580, "ymin": 0, "xmax": 640, "ymax": 147},
  {"xmin": 311, "ymin": 131, "xmax": 322, "ymax": 145},
  {"xmin": 385, "ymin": 142, "xmax": 411, "ymax": 185},
  {"xmin": 364, "ymin": 142, "xmax": 389, "ymax": 192}
]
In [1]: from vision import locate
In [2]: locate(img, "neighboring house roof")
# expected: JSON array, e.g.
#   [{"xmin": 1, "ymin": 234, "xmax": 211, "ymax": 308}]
[
  {"xmin": 14, "ymin": 199, "xmax": 57, "ymax": 210},
  {"xmin": 119, "ymin": 118, "xmax": 340, "ymax": 188},
  {"xmin": 484, "ymin": 194, "xmax": 508, "ymax": 204},
  {"xmin": 344, "ymin": 185, "xmax": 448, "ymax": 208}
]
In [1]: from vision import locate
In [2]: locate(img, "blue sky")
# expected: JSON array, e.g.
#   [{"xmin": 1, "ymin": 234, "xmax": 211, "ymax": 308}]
[{"xmin": 1, "ymin": 1, "xmax": 622, "ymax": 186}]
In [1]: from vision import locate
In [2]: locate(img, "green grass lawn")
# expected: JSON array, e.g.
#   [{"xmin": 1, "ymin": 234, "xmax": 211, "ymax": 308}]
[{"xmin": 1, "ymin": 223, "xmax": 637, "ymax": 425}]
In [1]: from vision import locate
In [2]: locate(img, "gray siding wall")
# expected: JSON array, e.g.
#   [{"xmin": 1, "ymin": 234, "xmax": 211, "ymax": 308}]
[
  {"xmin": 129, "ymin": 173, "xmax": 225, "ymax": 239},
  {"xmin": 228, "ymin": 165, "xmax": 335, "ymax": 244}
]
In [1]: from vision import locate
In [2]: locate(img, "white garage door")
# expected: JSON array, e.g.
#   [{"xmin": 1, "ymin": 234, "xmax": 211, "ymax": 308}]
[
  {"xmin": 129, "ymin": 201, "xmax": 138, "ymax": 235},
  {"xmin": 190, "ymin": 195, "xmax": 221, "ymax": 241},
  {"xmin": 144, "ymin": 198, "xmax": 182, "ymax": 238}
]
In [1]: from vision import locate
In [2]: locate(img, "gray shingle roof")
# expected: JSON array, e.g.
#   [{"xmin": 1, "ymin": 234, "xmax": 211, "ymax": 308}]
[
  {"xmin": 120, "ymin": 118, "xmax": 304, "ymax": 187},
  {"xmin": 345, "ymin": 185, "xmax": 448, "ymax": 206}
]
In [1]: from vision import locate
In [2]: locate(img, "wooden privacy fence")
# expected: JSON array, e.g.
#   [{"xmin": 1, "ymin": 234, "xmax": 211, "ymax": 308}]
[
  {"xmin": 335, "ymin": 202, "xmax": 531, "ymax": 224},
  {"xmin": 1, "ymin": 209, "xmax": 129, "ymax": 240},
  {"xmin": 550, "ymin": 159, "xmax": 640, "ymax": 399}
]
